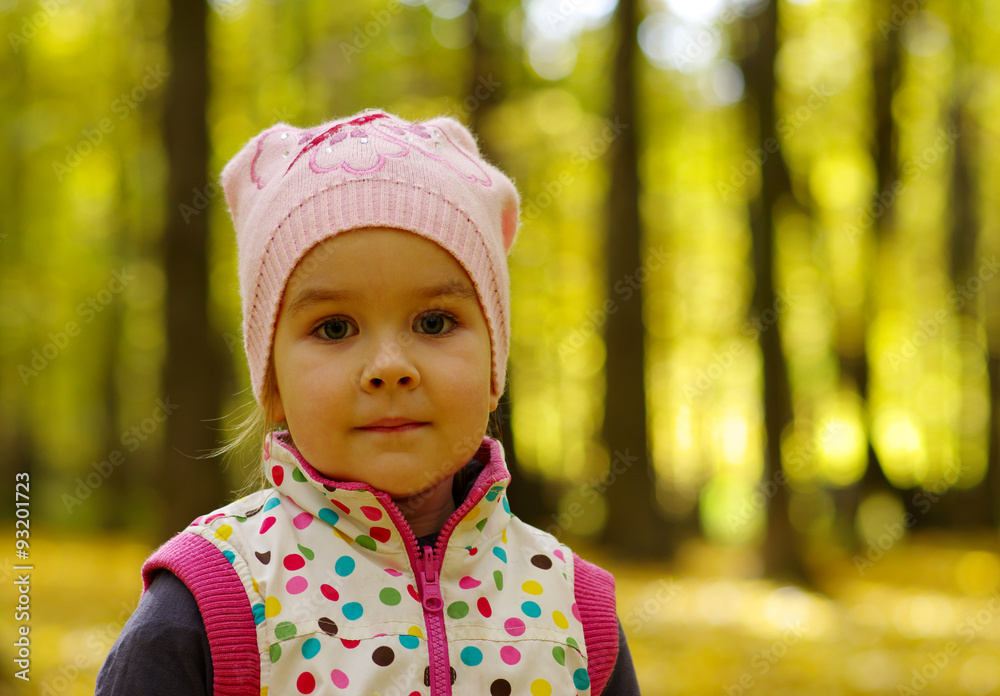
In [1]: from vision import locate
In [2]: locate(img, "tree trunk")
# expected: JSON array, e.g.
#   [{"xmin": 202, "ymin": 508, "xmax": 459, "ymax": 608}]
[
  {"xmin": 843, "ymin": 0, "xmax": 902, "ymax": 544},
  {"xmin": 160, "ymin": 0, "xmax": 226, "ymax": 536},
  {"xmin": 100, "ymin": 296, "xmax": 127, "ymax": 528},
  {"xmin": 987, "ymin": 354, "xmax": 1000, "ymax": 528},
  {"xmin": 599, "ymin": 0, "xmax": 670, "ymax": 558},
  {"xmin": 742, "ymin": 0, "xmax": 808, "ymax": 582},
  {"xmin": 944, "ymin": 92, "xmax": 993, "ymax": 528}
]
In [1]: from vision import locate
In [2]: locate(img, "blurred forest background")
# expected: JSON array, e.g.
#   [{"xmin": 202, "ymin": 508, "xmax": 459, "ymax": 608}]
[{"xmin": 3, "ymin": 0, "xmax": 1000, "ymax": 693}]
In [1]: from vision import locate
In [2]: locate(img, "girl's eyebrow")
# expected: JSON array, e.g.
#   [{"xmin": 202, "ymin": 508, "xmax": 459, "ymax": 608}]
[
  {"xmin": 285, "ymin": 288, "xmax": 361, "ymax": 318},
  {"xmin": 286, "ymin": 280, "xmax": 476, "ymax": 318},
  {"xmin": 418, "ymin": 279, "xmax": 477, "ymax": 301}
]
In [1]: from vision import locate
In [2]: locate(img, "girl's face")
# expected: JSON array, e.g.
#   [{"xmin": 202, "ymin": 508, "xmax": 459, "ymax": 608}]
[{"xmin": 270, "ymin": 228, "xmax": 499, "ymax": 498}]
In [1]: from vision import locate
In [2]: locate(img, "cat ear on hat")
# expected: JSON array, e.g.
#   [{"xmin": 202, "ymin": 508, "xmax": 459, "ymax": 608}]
[
  {"xmin": 501, "ymin": 197, "xmax": 519, "ymax": 252},
  {"xmin": 424, "ymin": 115, "xmax": 521, "ymax": 253},
  {"xmin": 221, "ymin": 136, "xmax": 256, "ymax": 231},
  {"xmin": 424, "ymin": 116, "xmax": 480, "ymax": 155},
  {"xmin": 221, "ymin": 123, "xmax": 299, "ymax": 228}
]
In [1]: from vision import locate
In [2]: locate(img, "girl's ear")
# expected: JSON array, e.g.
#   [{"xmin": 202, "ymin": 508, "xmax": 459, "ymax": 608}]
[
  {"xmin": 489, "ymin": 382, "xmax": 500, "ymax": 413},
  {"xmin": 265, "ymin": 368, "xmax": 286, "ymax": 424},
  {"xmin": 269, "ymin": 391, "xmax": 286, "ymax": 425}
]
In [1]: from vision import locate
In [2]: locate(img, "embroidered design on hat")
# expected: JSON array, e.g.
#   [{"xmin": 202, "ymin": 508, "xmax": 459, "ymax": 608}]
[{"xmin": 249, "ymin": 112, "xmax": 494, "ymax": 191}]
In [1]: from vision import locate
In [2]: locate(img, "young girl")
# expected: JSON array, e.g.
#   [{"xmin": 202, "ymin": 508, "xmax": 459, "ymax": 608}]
[{"xmin": 97, "ymin": 110, "xmax": 640, "ymax": 695}]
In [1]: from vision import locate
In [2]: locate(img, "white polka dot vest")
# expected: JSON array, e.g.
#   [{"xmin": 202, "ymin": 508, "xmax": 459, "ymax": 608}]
[{"xmin": 143, "ymin": 434, "xmax": 619, "ymax": 696}]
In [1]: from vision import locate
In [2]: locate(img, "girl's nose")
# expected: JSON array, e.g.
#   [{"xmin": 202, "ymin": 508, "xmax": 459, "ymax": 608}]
[{"xmin": 361, "ymin": 337, "xmax": 419, "ymax": 392}]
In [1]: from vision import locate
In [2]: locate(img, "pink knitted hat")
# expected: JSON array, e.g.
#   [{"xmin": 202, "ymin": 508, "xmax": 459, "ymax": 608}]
[{"xmin": 222, "ymin": 110, "xmax": 520, "ymax": 404}]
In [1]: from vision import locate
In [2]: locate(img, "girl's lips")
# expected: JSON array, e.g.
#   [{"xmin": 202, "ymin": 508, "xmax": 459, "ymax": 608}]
[{"xmin": 357, "ymin": 418, "xmax": 429, "ymax": 433}]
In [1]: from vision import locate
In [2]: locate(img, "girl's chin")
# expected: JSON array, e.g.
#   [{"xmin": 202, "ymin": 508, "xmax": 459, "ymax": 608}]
[
  {"xmin": 299, "ymin": 451, "xmax": 458, "ymax": 498},
  {"xmin": 389, "ymin": 482, "xmax": 444, "ymax": 502},
  {"xmin": 390, "ymin": 476, "xmax": 455, "ymax": 503}
]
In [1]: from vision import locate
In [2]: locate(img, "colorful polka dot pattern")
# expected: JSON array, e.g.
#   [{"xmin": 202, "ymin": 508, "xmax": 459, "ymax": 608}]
[{"xmin": 190, "ymin": 435, "xmax": 592, "ymax": 694}]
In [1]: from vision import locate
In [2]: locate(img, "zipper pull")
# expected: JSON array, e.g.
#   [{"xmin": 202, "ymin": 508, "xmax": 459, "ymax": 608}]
[{"xmin": 418, "ymin": 546, "xmax": 444, "ymax": 613}]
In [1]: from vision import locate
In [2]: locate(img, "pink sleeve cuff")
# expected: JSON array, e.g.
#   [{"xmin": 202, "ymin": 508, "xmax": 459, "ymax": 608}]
[
  {"xmin": 143, "ymin": 532, "xmax": 260, "ymax": 696},
  {"xmin": 573, "ymin": 554, "xmax": 619, "ymax": 696}
]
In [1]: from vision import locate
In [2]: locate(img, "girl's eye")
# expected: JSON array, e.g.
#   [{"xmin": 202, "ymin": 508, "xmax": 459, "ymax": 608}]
[
  {"xmin": 417, "ymin": 313, "xmax": 455, "ymax": 335},
  {"xmin": 316, "ymin": 318, "xmax": 356, "ymax": 341}
]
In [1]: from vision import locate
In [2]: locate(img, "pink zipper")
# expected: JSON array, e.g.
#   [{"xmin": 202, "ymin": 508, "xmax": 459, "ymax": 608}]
[
  {"xmin": 414, "ymin": 544, "xmax": 452, "ymax": 695},
  {"xmin": 279, "ymin": 436, "xmax": 506, "ymax": 694},
  {"xmin": 377, "ymin": 452, "xmax": 504, "ymax": 695}
]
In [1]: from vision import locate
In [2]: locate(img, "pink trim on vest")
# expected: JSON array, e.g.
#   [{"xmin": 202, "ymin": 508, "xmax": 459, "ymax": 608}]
[
  {"xmin": 143, "ymin": 533, "xmax": 260, "ymax": 696},
  {"xmin": 573, "ymin": 554, "xmax": 619, "ymax": 696}
]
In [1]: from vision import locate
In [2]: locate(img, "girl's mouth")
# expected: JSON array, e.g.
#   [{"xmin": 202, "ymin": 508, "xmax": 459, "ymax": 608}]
[{"xmin": 357, "ymin": 418, "xmax": 429, "ymax": 433}]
